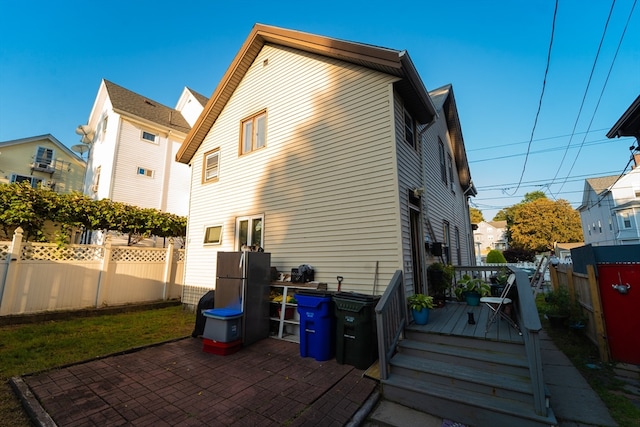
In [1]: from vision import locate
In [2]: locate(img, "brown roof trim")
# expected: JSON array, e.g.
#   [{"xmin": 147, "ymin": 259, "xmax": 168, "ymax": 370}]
[
  {"xmin": 176, "ymin": 24, "xmax": 436, "ymax": 164},
  {"xmin": 606, "ymin": 94, "xmax": 640, "ymax": 139}
]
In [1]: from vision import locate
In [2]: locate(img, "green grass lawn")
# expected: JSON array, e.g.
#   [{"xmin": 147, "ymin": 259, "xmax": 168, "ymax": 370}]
[{"xmin": 0, "ymin": 305, "xmax": 195, "ymax": 427}]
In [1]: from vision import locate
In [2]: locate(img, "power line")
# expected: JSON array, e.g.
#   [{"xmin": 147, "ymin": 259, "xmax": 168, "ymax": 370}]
[
  {"xmin": 553, "ymin": 0, "xmax": 637, "ymax": 197},
  {"xmin": 466, "ymin": 128, "xmax": 610, "ymax": 152},
  {"xmin": 469, "ymin": 136, "xmax": 630, "ymax": 164},
  {"xmin": 547, "ymin": 0, "xmax": 617, "ymax": 198},
  {"xmin": 505, "ymin": 0, "xmax": 558, "ymax": 197}
]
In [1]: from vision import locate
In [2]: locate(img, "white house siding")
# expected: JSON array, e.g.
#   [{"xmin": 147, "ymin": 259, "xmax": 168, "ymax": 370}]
[
  {"xmin": 163, "ymin": 140, "xmax": 190, "ymax": 216},
  {"xmin": 111, "ymin": 120, "xmax": 167, "ymax": 210},
  {"xmin": 84, "ymin": 93, "xmax": 118, "ymax": 200},
  {"xmin": 183, "ymin": 44, "xmax": 402, "ymax": 295},
  {"xmin": 393, "ymin": 93, "xmax": 423, "ymax": 296},
  {"xmin": 422, "ymin": 109, "xmax": 474, "ymax": 266}
]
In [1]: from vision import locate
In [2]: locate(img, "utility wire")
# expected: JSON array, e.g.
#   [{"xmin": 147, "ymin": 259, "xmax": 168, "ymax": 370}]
[
  {"xmin": 466, "ymin": 128, "xmax": 610, "ymax": 152},
  {"xmin": 547, "ymin": 0, "xmax": 617, "ymax": 200},
  {"xmin": 553, "ymin": 0, "xmax": 637, "ymax": 197},
  {"xmin": 506, "ymin": 0, "xmax": 558, "ymax": 196}
]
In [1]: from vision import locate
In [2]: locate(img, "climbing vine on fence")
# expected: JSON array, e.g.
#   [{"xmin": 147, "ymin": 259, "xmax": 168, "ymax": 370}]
[{"xmin": 0, "ymin": 182, "xmax": 187, "ymax": 243}]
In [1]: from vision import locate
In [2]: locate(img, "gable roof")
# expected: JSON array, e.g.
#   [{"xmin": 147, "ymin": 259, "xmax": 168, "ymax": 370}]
[
  {"xmin": 606, "ymin": 94, "xmax": 640, "ymax": 139},
  {"xmin": 176, "ymin": 23, "xmax": 437, "ymax": 164},
  {"xmin": 186, "ymin": 87, "xmax": 209, "ymax": 107},
  {"xmin": 0, "ymin": 134, "xmax": 85, "ymax": 164},
  {"xmin": 429, "ymin": 84, "xmax": 476, "ymax": 196},
  {"xmin": 578, "ymin": 174, "xmax": 619, "ymax": 210},
  {"xmin": 104, "ymin": 80, "xmax": 191, "ymax": 134}
]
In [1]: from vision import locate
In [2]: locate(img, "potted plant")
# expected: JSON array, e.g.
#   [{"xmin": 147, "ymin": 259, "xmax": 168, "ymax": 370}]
[
  {"xmin": 454, "ymin": 274, "xmax": 491, "ymax": 306},
  {"xmin": 542, "ymin": 286, "xmax": 571, "ymax": 328},
  {"xmin": 407, "ymin": 293, "xmax": 434, "ymax": 325},
  {"xmin": 427, "ymin": 262, "xmax": 454, "ymax": 305}
]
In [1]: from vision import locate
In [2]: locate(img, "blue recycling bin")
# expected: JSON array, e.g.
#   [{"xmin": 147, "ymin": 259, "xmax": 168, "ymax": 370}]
[{"xmin": 295, "ymin": 291, "xmax": 335, "ymax": 361}]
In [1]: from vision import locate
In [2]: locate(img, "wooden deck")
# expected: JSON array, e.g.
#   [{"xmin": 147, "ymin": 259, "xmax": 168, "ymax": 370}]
[{"xmin": 408, "ymin": 301, "xmax": 524, "ymax": 344}]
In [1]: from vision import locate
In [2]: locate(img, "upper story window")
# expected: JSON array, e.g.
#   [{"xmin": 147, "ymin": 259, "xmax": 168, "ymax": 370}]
[
  {"xmin": 620, "ymin": 211, "xmax": 632, "ymax": 229},
  {"xmin": 141, "ymin": 131, "xmax": 158, "ymax": 144},
  {"xmin": 447, "ymin": 153, "xmax": 454, "ymax": 191},
  {"xmin": 438, "ymin": 138, "xmax": 447, "ymax": 186},
  {"xmin": 137, "ymin": 167, "xmax": 154, "ymax": 178},
  {"xmin": 203, "ymin": 149, "xmax": 220, "ymax": 183},
  {"xmin": 240, "ymin": 111, "xmax": 266, "ymax": 155},
  {"xmin": 404, "ymin": 110, "xmax": 416, "ymax": 149},
  {"xmin": 35, "ymin": 146, "xmax": 54, "ymax": 165}
]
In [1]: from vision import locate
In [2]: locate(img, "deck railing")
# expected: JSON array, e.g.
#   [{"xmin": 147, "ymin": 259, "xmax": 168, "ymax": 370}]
[
  {"xmin": 453, "ymin": 265, "xmax": 546, "ymax": 416},
  {"xmin": 374, "ymin": 270, "xmax": 406, "ymax": 380}
]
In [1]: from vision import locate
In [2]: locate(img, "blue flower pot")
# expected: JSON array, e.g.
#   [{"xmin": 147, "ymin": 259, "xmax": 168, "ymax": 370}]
[
  {"xmin": 465, "ymin": 291, "xmax": 481, "ymax": 306},
  {"xmin": 412, "ymin": 307, "xmax": 430, "ymax": 325}
]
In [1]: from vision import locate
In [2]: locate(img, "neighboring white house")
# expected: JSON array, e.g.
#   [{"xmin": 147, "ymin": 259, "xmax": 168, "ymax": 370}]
[
  {"xmin": 78, "ymin": 80, "xmax": 207, "ymax": 217},
  {"xmin": 473, "ymin": 220, "xmax": 508, "ymax": 256},
  {"xmin": 175, "ymin": 24, "xmax": 477, "ymax": 305},
  {"xmin": 578, "ymin": 167, "xmax": 640, "ymax": 246},
  {"xmin": 579, "ymin": 94, "xmax": 640, "ymax": 246}
]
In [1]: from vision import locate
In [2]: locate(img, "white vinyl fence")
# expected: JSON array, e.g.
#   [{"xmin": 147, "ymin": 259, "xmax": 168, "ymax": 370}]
[{"xmin": 0, "ymin": 227, "xmax": 184, "ymax": 316}]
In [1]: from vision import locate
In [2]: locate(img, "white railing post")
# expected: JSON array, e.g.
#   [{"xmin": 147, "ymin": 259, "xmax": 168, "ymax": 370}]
[
  {"xmin": 95, "ymin": 236, "xmax": 112, "ymax": 307},
  {"xmin": 0, "ymin": 227, "xmax": 24, "ymax": 315},
  {"xmin": 162, "ymin": 238, "xmax": 175, "ymax": 301}
]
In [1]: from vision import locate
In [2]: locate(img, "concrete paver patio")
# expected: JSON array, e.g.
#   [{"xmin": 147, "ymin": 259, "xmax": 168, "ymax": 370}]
[{"xmin": 16, "ymin": 337, "xmax": 377, "ymax": 426}]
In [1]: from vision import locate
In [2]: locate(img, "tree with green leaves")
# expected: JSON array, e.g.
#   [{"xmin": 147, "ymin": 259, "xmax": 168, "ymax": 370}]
[
  {"xmin": 509, "ymin": 198, "xmax": 582, "ymax": 252},
  {"xmin": 469, "ymin": 207, "xmax": 484, "ymax": 224}
]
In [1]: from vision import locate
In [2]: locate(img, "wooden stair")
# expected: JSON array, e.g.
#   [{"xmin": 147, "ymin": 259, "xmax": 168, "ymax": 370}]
[{"xmin": 380, "ymin": 326, "xmax": 557, "ymax": 427}]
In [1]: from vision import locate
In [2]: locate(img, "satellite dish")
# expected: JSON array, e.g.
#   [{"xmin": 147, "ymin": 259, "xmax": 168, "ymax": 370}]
[
  {"xmin": 75, "ymin": 124, "xmax": 92, "ymax": 135},
  {"xmin": 71, "ymin": 144, "xmax": 89, "ymax": 155}
]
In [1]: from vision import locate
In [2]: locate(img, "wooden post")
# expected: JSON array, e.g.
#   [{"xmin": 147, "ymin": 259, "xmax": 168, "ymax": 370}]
[
  {"xmin": 548, "ymin": 263, "xmax": 559, "ymax": 291},
  {"xmin": 566, "ymin": 265, "xmax": 576, "ymax": 302},
  {"xmin": 0, "ymin": 227, "xmax": 24, "ymax": 315},
  {"xmin": 162, "ymin": 238, "xmax": 175, "ymax": 301},
  {"xmin": 587, "ymin": 264, "xmax": 609, "ymax": 362}
]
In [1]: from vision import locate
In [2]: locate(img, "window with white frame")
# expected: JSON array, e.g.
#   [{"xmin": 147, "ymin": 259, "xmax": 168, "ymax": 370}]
[
  {"xmin": 137, "ymin": 167, "xmax": 154, "ymax": 178},
  {"xmin": 92, "ymin": 166, "xmax": 101, "ymax": 193},
  {"xmin": 447, "ymin": 153, "xmax": 454, "ymax": 191},
  {"xmin": 141, "ymin": 131, "xmax": 158, "ymax": 144},
  {"xmin": 203, "ymin": 225, "xmax": 223, "ymax": 245},
  {"xmin": 10, "ymin": 174, "xmax": 42, "ymax": 188},
  {"xmin": 240, "ymin": 111, "xmax": 266, "ymax": 154},
  {"xmin": 203, "ymin": 149, "xmax": 220, "ymax": 183},
  {"xmin": 620, "ymin": 211, "xmax": 632, "ymax": 229},
  {"xmin": 404, "ymin": 109, "xmax": 416, "ymax": 149},
  {"xmin": 438, "ymin": 139, "xmax": 447, "ymax": 186},
  {"xmin": 236, "ymin": 215, "xmax": 264, "ymax": 250}
]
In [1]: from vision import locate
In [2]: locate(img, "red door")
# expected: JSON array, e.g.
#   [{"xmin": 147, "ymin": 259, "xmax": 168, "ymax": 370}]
[{"xmin": 597, "ymin": 263, "xmax": 640, "ymax": 364}]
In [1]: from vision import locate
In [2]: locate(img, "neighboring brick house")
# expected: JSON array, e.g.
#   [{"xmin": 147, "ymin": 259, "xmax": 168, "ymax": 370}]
[{"xmin": 175, "ymin": 24, "xmax": 477, "ymax": 304}]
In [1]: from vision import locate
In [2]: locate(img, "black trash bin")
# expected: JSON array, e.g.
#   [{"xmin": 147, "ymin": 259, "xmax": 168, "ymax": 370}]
[
  {"xmin": 333, "ymin": 292, "xmax": 380, "ymax": 369},
  {"xmin": 192, "ymin": 290, "xmax": 215, "ymax": 338}
]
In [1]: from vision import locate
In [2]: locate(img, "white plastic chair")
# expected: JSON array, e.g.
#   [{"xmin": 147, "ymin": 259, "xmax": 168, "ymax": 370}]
[{"xmin": 480, "ymin": 273, "xmax": 521, "ymax": 335}]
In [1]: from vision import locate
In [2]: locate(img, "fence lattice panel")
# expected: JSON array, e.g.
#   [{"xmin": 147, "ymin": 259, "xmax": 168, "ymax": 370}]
[{"xmin": 21, "ymin": 244, "xmax": 104, "ymax": 261}]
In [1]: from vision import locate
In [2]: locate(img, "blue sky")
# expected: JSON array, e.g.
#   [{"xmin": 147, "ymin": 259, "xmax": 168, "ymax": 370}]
[{"xmin": 1, "ymin": 0, "xmax": 638, "ymax": 220}]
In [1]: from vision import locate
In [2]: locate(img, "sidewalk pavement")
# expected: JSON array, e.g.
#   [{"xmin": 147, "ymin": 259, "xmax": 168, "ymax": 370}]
[{"xmin": 13, "ymin": 337, "xmax": 377, "ymax": 426}]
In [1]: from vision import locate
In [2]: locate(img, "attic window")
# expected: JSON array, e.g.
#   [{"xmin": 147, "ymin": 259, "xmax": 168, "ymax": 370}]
[
  {"xmin": 203, "ymin": 149, "xmax": 220, "ymax": 183},
  {"xmin": 141, "ymin": 131, "xmax": 157, "ymax": 144}
]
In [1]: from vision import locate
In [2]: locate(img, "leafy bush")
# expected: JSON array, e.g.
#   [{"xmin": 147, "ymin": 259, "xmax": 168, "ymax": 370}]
[
  {"xmin": 486, "ymin": 249, "xmax": 507, "ymax": 263},
  {"xmin": 503, "ymin": 246, "xmax": 536, "ymax": 263}
]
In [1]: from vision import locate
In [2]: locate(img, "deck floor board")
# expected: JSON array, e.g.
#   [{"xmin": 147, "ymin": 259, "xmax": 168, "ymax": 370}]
[{"xmin": 409, "ymin": 301, "xmax": 524, "ymax": 344}]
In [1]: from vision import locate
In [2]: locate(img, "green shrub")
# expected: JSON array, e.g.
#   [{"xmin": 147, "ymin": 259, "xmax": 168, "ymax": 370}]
[{"xmin": 486, "ymin": 249, "xmax": 507, "ymax": 263}]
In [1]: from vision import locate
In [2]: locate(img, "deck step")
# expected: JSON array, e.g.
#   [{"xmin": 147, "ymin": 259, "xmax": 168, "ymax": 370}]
[
  {"xmin": 390, "ymin": 353, "xmax": 535, "ymax": 404},
  {"xmin": 382, "ymin": 374, "xmax": 557, "ymax": 427},
  {"xmin": 405, "ymin": 327, "xmax": 525, "ymax": 355},
  {"xmin": 398, "ymin": 338, "xmax": 529, "ymax": 376}
]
